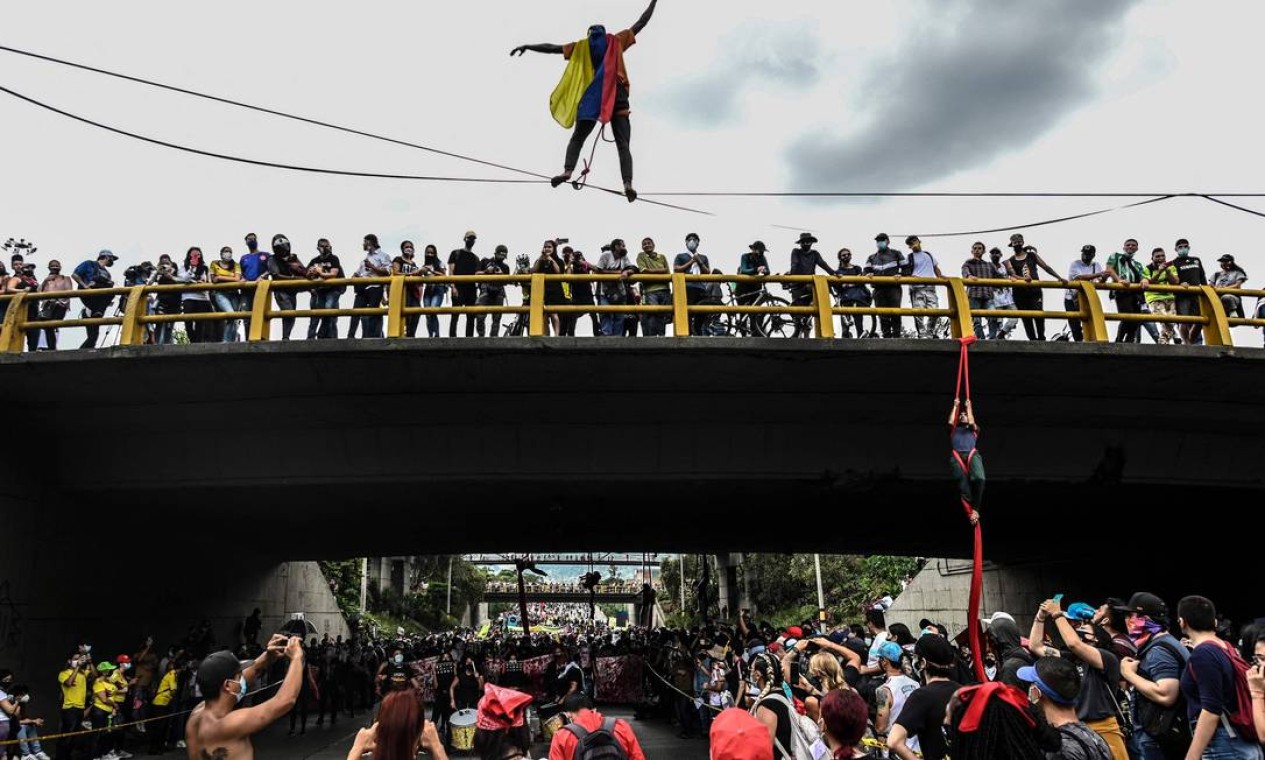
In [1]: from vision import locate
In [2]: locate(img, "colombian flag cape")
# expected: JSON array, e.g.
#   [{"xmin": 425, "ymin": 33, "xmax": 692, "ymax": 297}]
[{"xmin": 550, "ymin": 34, "xmax": 620, "ymax": 129}]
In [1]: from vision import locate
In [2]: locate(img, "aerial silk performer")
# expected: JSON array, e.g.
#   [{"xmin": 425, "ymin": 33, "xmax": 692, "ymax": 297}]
[
  {"xmin": 510, "ymin": 0, "xmax": 658, "ymax": 202},
  {"xmin": 950, "ymin": 336, "xmax": 988, "ymax": 683}
]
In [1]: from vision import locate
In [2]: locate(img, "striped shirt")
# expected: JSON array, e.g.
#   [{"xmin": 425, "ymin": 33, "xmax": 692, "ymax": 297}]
[{"xmin": 961, "ymin": 257, "xmax": 996, "ymax": 298}]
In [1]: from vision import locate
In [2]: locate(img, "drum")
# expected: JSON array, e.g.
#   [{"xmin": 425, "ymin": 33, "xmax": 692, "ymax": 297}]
[
  {"xmin": 450, "ymin": 708, "xmax": 478, "ymax": 751},
  {"xmin": 542, "ymin": 714, "xmax": 564, "ymax": 740},
  {"xmin": 538, "ymin": 702, "xmax": 563, "ymax": 739}
]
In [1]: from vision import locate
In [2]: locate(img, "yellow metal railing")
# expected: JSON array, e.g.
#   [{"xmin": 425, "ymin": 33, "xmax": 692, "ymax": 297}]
[{"xmin": 0, "ymin": 274, "xmax": 1256, "ymax": 351}]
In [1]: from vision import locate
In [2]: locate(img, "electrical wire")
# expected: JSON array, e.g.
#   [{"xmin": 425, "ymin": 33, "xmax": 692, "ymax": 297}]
[
  {"xmin": 900, "ymin": 195, "xmax": 1177, "ymax": 239},
  {"xmin": 0, "ymin": 44, "xmax": 712, "ymax": 216},
  {"xmin": 1201, "ymin": 195, "xmax": 1265, "ymax": 219}
]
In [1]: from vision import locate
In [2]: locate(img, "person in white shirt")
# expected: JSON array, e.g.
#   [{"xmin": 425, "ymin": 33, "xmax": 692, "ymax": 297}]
[
  {"xmin": 904, "ymin": 236, "xmax": 944, "ymax": 338},
  {"xmin": 1065, "ymin": 245, "xmax": 1109, "ymax": 342}
]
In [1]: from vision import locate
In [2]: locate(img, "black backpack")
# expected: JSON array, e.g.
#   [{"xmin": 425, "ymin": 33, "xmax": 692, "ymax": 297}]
[
  {"xmin": 1135, "ymin": 636, "xmax": 1192, "ymax": 757},
  {"xmin": 565, "ymin": 717, "xmax": 629, "ymax": 760}
]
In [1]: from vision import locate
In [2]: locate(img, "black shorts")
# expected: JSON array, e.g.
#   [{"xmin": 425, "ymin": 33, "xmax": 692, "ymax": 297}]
[{"xmin": 1175, "ymin": 294, "xmax": 1201, "ymax": 317}]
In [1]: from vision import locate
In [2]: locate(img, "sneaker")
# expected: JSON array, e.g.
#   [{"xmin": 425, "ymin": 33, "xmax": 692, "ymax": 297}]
[
  {"xmin": 36, "ymin": 753, "xmax": 51, "ymax": 760},
  {"xmin": 175, "ymin": 741, "xmax": 186, "ymax": 749},
  {"xmin": 118, "ymin": 751, "xmax": 134, "ymax": 759}
]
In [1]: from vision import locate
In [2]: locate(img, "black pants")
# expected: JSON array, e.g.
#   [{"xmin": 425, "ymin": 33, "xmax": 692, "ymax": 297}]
[
  {"xmin": 564, "ymin": 116, "xmax": 633, "ymax": 184},
  {"xmin": 475, "ymin": 289, "xmax": 506, "ymax": 337},
  {"xmin": 57, "ymin": 706, "xmax": 83, "ymax": 759},
  {"xmin": 431, "ymin": 694, "xmax": 452, "ymax": 742},
  {"xmin": 79, "ymin": 295, "xmax": 113, "ymax": 349},
  {"xmin": 317, "ymin": 680, "xmax": 339, "ymax": 725},
  {"xmin": 354, "ymin": 286, "xmax": 385, "ymax": 338},
  {"xmin": 87, "ymin": 707, "xmax": 113, "ymax": 758},
  {"xmin": 1114, "ymin": 292, "xmax": 1143, "ymax": 343},
  {"xmin": 686, "ymin": 288, "xmax": 708, "ymax": 335},
  {"xmin": 1064, "ymin": 296, "xmax": 1085, "ymax": 341},
  {"xmin": 873, "ymin": 286, "xmax": 902, "ymax": 338},
  {"xmin": 1013, "ymin": 288, "xmax": 1045, "ymax": 340},
  {"xmin": 148, "ymin": 704, "xmax": 172, "ymax": 754},
  {"xmin": 560, "ymin": 310, "xmax": 599, "ymax": 337},
  {"xmin": 39, "ymin": 302, "xmax": 68, "ymax": 350},
  {"xmin": 405, "ymin": 290, "xmax": 421, "ymax": 337},
  {"xmin": 183, "ymin": 299, "xmax": 213, "ymax": 343},
  {"xmin": 449, "ymin": 286, "xmax": 477, "ymax": 337}
]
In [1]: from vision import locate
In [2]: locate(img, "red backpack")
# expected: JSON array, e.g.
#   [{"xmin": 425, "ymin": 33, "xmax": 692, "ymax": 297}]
[{"xmin": 1189, "ymin": 639, "xmax": 1256, "ymax": 740}]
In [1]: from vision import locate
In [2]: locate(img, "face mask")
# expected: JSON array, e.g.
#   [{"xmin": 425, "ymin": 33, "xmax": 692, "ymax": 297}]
[
  {"xmin": 247, "ymin": 240, "xmax": 258, "ymax": 251},
  {"xmin": 84, "ymin": 646, "xmax": 92, "ymax": 653},
  {"xmin": 319, "ymin": 246, "xmax": 332, "ymax": 255},
  {"xmin": 124, "ymin": 663, "xmax": 132, "ymax": 671},
  {"xmin": 1081, "ymin": 255, "xmax": 1094, "ymax": 264},
  {"xmin": 394, "ymin": 654, "xmax": 404, "ymax": 665},
  {"xmin": 19, "ymin": 695, "xmax": 29, "ymax": 704},
  {"xmin": 220, "ymin": 252, "xmax": 233, "ymax": 263},
  {"xmin": 49, "ymin": 266, "xmax": 62, "ymax": 274},
  {"xmin": 234, "ymin": 676, "xmax": 247, "ymax": 703},
  {"xmin": 877, "ymin": 241, "xmax": 889, "ymax": 251},
  {"xmin": 1176, "ymin": 247, "xmax": 1190, "ymax": 257},
  {"xmin": 686, "ymin": 240, "xmax": 699, "ymax": 253}
]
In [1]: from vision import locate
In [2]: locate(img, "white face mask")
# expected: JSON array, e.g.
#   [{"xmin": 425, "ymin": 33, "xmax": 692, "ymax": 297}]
[
  {"xmin": 686, "ymin": 240, "xmax": 699, "ymax": 253},
  {"xmin": 19, "ymin": 695, "xmax": 29, "ymax": 704}
]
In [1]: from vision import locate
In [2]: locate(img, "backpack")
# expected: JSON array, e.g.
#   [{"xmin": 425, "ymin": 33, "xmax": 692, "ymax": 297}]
[
  {"xmin": 1135, "ymin": 636, "xmax": 1192, "ymax": 753},
  {"xmin": 1188, "ymin": 640, "xmax": 1256, "ymax": 741},
  {"xmin": 564, "ymin": 717, "xmax": 628, "ymax": 760},
  {"xmin": 757, "ymin": 692, "xmax": 821, "ymax": 760}
]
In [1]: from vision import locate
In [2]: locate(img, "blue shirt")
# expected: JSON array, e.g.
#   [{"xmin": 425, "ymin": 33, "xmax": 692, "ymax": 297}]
[
  {"xmin": 951, "ymin": 424, "xmax": 977, "ymax": 453},
  {"xmin": 240, "ymin": 252, "xmax": 270, "ymax": 281},
  {"xmin": 73, "ymin": 260, "xmax": 105, "ymax": 287}
]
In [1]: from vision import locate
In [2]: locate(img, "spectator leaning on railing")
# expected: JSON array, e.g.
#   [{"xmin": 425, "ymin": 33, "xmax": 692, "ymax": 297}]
[
  {"xmin": 1171, "ymin": 239, "xmax": 1207, "ymax": 345},
  {"xmin": 1211, "ymin": 254, "xmax": 1248, "ymax": 318},
  {"xmin": 865, "ymin": 233, "xmax": 904, "ymax": 338},
  {"xmin": 71, "ymin": 248, "xmax": 118, "ymax": 350},
  {"xmin": 36, "ymin": 258, "xmax": 74, "ymax": 351},
  {"xmin": 1141, "ymin": 248, "xmax": 1179, "ymax": 345},
  {"xmin": 1065, "ymin": 245, "xmax": 1109, "ymax": 342},
  {"xmin": 268, "ymin": 235, "xmax": 306, "ymax": 341},
  {"xmin": 1105, "ymin": 238, "xmax": 1147, "ymax": 344},
  {"xmin": 210, "ymin": 246, "xmax": 244, "ymax": 343},
  {"xmin": 308, "ymin": 238, "xmax": 345, "ymax": 340},
  {"xmin": 987, "ymin": 247, "xmax": 1019, "ymax": 340},
  {"xmin": 636, "ymin": 237, "xmax": 671, "ymax": 337},
  {"xmin": 903, "ymin": 236, "xmax": 944, "ymax": 338},
  {"xmin": 961, "ymin": 242, "xmax": 994, "ymax": 337}
]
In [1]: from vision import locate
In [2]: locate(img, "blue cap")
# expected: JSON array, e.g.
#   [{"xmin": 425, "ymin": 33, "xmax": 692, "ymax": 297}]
[
  {"xmin": 1016, "ymin": 665, "xmax": 1077, "ymax": 706},
  {"xmin": 877, "ymin": 642, "xmax": 904, "ymax": 664},
  {"xmin": 1067, "ymin": 603, "xmax": 1096, "ymax": 622}
]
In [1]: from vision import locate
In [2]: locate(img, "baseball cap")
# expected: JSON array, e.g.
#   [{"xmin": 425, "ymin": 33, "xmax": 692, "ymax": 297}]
[
  {"xmin": 1218, "ymin": 254, "xmax": 1235, "ymax": 263},
  {"xmin": 196, "ymin": 651, "xmax": 253, "ymax": 698},
  {"xmin": 1081, "ymin": 245, "xmax": 1096, "ymax": 255},
  {"xmin": 784, "ymin": 626, "xmax": 804, "ymax": 640},
  {"xmin": 97, "ymin": 249, "xmax": 118, "ymax": 261},
  {"xmin": 874, "ymin": 233, "xmax": 890, "ymax": 241},
  {"xmin": 96, "ymin": 661, "xmax": 117, "ymax": 673},
  {"xmin": 1016, "ymin": 661, "xmax": 1078, "ymax": 706},
  {"xmin": 115, "ymin": 654, "xmax": 132, "ymax": 664},
  {"xmin": 983, "ymin": 611, "xmax": 1015, "ymax": 628},
  {"xmin": 710, "ymin": 707, "xmax": 774, "ymax": 760},
  {"xmin": 748, "ymin": 241, "xmax": 767, "ymax": 252},
  {"xmin": 914, "ymin": 633, "xmax": 956, "ymax": 667},
  {"xmin": 877, "ymin": 642, "xmax": 904, "ymax": 665},
  {"xmin": 1112, "ymin": 592, "xmax": 1168, "ymax": 621},
  {"xmin": 464, "ymin": 230, "xmax": 478, "ymax": 239},
  {"xmin": 1066, "ymin": 603, "xmax": 1097, "ymax": 622}
]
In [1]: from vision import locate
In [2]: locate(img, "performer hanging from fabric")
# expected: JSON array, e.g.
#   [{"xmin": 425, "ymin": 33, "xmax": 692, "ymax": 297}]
[
  {"xmin": 949, "ymin": 397, "xmax": 984, "ymax": 525},
  {"xmin": 510, "ymin": 0, "xmax": 658, "ymax": 203}
]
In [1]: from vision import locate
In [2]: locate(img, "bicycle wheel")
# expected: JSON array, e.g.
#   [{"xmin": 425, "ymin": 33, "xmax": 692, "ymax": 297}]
[{"xmin": 755, "ymin": 294, "xmax": 794, "ymax": 338}]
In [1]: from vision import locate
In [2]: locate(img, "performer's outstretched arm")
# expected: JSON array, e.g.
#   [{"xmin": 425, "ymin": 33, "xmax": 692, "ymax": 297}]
[
  {"xmin": 631, "ymin": 0, "xmax": 658, "ymax": 34},
  {"xmin": 510, "ymin": 43, "xmax": 565, "ymax": 56}
]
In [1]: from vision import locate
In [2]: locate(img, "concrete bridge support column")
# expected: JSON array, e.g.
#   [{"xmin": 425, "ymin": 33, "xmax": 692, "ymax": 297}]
[{"xmin": 475, "ymin": 602, "xmax": 489, "ymax": 627}]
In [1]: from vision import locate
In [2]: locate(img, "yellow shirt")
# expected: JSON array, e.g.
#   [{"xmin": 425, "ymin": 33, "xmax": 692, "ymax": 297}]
[
  {"xmin": 92, "ymin": 678, "xmax": 117, "ymax": 713},
  {"xmin": 59, "ymin": 668, "xmax": 88, "ymax": 709},
  {"xmin": 109, "ymin": 671, "xmax": 129, "ymax": 704},
  {"xmin": 152, "ymin": 670, "xmax": 178, "ymax": 707}
]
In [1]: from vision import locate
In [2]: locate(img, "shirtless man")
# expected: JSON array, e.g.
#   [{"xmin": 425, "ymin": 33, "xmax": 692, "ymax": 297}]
[{"xmin": 185, "ymin": 634, "xmax": 304, "ymax": 760}]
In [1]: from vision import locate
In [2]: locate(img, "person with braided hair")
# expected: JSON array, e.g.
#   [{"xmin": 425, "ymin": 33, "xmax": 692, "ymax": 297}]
[
  {"xmin": 749, "ymin": 653, "xmax": 793, "ymax": 759},
  {"xmin": 945, "ymin": 681, "xmax": 1058, "ymax": 760}
]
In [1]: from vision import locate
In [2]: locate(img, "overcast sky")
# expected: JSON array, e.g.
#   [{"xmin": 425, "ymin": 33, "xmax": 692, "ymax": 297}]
[{"xmin": 3, "ymin": 0, "xmax": 1263, "ymax": 341}]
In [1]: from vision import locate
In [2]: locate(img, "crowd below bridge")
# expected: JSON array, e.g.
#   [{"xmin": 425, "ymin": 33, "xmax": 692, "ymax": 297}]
[
  {"xmin": 14, "ymin": 589, "xmax": 1265, "ymax": 760},
  {"xmin": 2, "ymin": 229, "xmax": 1262, "ymax": 349}
]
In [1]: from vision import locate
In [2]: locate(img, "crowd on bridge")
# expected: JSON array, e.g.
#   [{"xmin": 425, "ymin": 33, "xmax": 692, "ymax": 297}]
[
  {"xmin": 16, "ymin": 587, "xmax": 1264, "ymax": 760},
  {"xmin": 2, "ymin": 229, "xmax": 1261, "ymax": 349}
]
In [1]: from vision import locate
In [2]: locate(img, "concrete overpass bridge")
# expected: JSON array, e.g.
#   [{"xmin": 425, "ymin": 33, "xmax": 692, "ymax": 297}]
[{"xmin": 0, "ymin": 337, "xmax": 1261, "ymax": 704}]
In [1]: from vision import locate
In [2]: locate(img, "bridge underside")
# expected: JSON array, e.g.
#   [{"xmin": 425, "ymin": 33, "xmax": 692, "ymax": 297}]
[{"xmin": 7, "ymin": 338, "xmax": 1262, "ymax": 561}]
